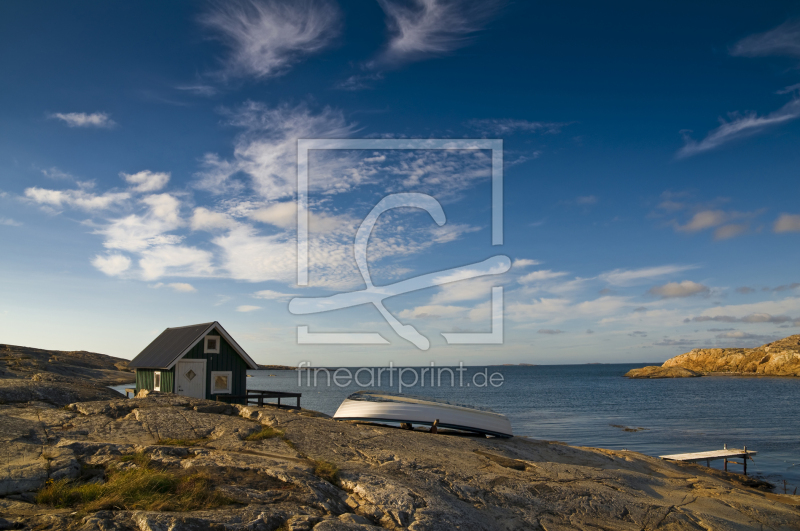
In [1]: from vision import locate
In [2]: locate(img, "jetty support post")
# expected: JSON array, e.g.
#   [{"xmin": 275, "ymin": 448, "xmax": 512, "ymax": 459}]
[{"xmin": 743, "ymin": 446, "xmax": 747, "ymax": 475}]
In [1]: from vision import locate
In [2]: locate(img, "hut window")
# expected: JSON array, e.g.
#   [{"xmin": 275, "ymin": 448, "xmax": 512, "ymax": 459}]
[
  {"xmin": 153, "ymin": 371, "xmax": 161, "ymax": 391},
  {"xmin": 204, "ymin": 335, "xmax": 220, "ymax": 354},
  {"xmin": 211, "ymin": 371, "xmax": 232, "ymax": 394}
]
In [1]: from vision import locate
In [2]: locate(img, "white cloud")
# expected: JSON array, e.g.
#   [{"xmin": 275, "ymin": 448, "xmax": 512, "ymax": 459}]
[
  {"xmin": 97, "ymin": 194, "xmax": 183, "ymax": 252},
  {"xmin": 25, "ymin": 187, "xmax": 130, "ymax": 211},
  {"xmin": 730, "ymin": 20, "xmax": 800, "ymax": 58},
  {"xmin": 91, "ymin": 253, "xmax": 131, "ymax": 276},
  {"xmin": 151, "ymin": 282, "xmax": 198, "ymax": 293},
  {"xmin": 191, "ymin": 207, "xmax": 238, "ymax": 231},
  {"xmin": 648, "ymin": 280, "xmax": 709, "ymax": 299},
  {"xmin": 676, "ymin": 210, "xmax": 727, "ymax": 232},
  {"xmin": 252, "ymin": 289, "xmax": 295, "ymax": 301},
  {"xmin": 398, "ymin": 304, "xmax": 468, "ymax": 320},
  {"xmin": 138, "ymin": 245, "xmax": 215, "ymax": 281},
  {"xmin": 507, "ymin": 295, "xmax": 631, "ymax": 324},
  {"xmin": 677, "ymin": 99, "xmax": 800, "ymax": 158},
  {"xmin": 200, "ymin": 0, "xmax": 340, "ymax": 79},
  {"xmin": 518, "ymin": 269, "xmax": 568, "ymax": 284},
  {"xmin": 0, "ymin": 218, "xmax": 22, "ymax": 227},
  {"xmin": 512, "ymin": 258, "xmax": 540, "ymax": 268},
  {"xmin": 373, "ymin": 0, "xmax": 500, "ymax": 67},
  {"xmin": 49, "ymin": 112, "xmax": 115, "ymax": 128},
  {"xmin": 246, "ymin": 201, "xmax": 352, "ymax": 233},
  {"xmin": 576, "ymin": 195, "xmax": 598, "ymax": 205},
  {"xmin": 774, "ymin": 213, "xmax": 800, "ymax": 233},
  {"xmin": 122, "ymin": 171, "xmax": 170, "ymax": 193},
  {"xmin": 237, "ymin": 305, "xmax": 262, "ymax": 312},
  {"xmin": 691, "ymin": 297, "xmax": 800, "ymax": 322},
  {"xmin": 599, "ymin": 264, "xmax": 697, "ymax": 286},
  {"xmin": 538, "ymin": 329, "xmax": 564, "ymax": 335},
  {"xmin": 714, "ymin": 223, "xmax": 747, "ymax": 240},
  {"xmin": 466, "ymin": 119, "xmax": 569, "ymax": 136}
]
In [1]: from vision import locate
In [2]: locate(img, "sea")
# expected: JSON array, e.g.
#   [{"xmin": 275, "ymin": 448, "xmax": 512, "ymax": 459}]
[{"xmin": 113, "ymin": 363, "xmax": 800, "ymax": 493}]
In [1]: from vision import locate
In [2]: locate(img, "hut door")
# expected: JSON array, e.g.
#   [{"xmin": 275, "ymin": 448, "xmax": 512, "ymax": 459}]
[{"xmin": 176, "ymin": 360, "xmax": 206, "ymax": 399}]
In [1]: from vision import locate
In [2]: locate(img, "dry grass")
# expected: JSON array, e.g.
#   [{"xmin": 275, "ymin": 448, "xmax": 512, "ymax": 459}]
[
  {"xmin": 156, "ymin": 438, "xmax": 205, "ymax": 447},
  {"xmin": 244, "ymin": 426, "xmax": 283, "ymax": 441},
  {"xmin": 118, "ymin": 452, "xmax": 151, "ymax": 467},
  {"xmin": 36, "ymin": 464, "xmax": 232, "ymax": 511},
  {"xmin": 313, "ymin": 460, "xmax": 339, "ymax": 484}
]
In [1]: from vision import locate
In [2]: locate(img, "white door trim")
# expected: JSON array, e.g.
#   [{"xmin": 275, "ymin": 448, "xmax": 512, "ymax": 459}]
[{"xmin": 176, "ymin": 359, "xmax": 207, "ymax": 399}]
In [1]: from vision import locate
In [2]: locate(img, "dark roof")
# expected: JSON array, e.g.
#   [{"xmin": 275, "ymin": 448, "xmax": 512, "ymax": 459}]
[
  {"xmin": 129, "ymin": 323, "xmax": 212, "ymax": 369},
  {"xmin": 128, "ymin": 321, "xmax": 258, "ymax": 370}
]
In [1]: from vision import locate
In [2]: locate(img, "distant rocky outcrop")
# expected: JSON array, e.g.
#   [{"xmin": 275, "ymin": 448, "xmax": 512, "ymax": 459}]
[
  {"xmin": 0, "ymin": 343, "xmax": 134, "ymax": 384},
  {"xmin": 624, "ymin": 366, "xmax": 701, "ymax": 379},
  {"xmin": 1, "ymin": 393, "xmax": 799, "ymax": 529},
  {"xmin": 626, "ymin": 334, "xmax": 800, "ymax": 378},
  {"xmin": 0, "ymin": 343, "xmax": 132, "ymax": 406}
]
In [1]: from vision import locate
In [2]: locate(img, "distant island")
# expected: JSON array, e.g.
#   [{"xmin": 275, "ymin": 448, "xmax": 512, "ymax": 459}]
[
  {"xmin": 257, "ymin": 364, "xmax": 298, "ymax": 371},
  {"xmin": 626, "ymin": 334, "xmax": 800, "ymax": 378}
]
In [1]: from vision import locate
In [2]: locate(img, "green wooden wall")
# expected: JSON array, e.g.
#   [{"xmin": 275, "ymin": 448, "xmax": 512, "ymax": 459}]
[
  {"xmin": 135, "ymin": 368, "xmax": 174, "ymax": 393},
  {"xmin": 181, "ymin": 329, "xmax": 248, "ymax": 401}
]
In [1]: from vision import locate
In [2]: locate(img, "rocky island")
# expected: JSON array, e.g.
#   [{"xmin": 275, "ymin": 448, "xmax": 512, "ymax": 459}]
[
  {"xmin": 1, "ymin": 344, "xmax": 799, "ymax": 529},
  {"xmin": 626, "ymin": 334, "xmax": 800, "ymax": 379}
]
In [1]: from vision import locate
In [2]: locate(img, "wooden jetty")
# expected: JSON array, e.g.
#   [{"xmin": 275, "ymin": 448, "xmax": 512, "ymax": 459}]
[{"xmin": 660, "ymin": 445, "xmax": 756, "ymax": 474}]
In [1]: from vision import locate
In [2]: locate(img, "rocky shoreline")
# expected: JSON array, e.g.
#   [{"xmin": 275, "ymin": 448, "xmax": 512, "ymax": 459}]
[
  {"xmin": 626, "ymin": 334, "xmax": 800, "ymax": 379},
  {"xmin": 1, "ymin": 345, "xmax": 799, "ymax": 529},
  {"xmin": 1, "ymin": 390, "xmax": 799, "ymax": 529}
]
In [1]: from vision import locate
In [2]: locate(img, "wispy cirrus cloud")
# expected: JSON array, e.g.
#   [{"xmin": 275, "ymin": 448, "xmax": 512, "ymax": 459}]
[
  {"xmin": 466, "ymin": 118, "xmax": 570, "ymax": 136},
  {"xmin": 200, "ymin": 0, "xmax": 340, "ymax": 80},
  {"xmin": 49, "ymin": 112, "xmax": 116, "ymax": 128},
  {"xmin": 730, "ymin": 19, "xmax": 800, "ymax": 58},
  {"xmin": 599, "ymin": 264, "xmax": 697, "ymax": 286},
  {"xmin": 677, "ymin": 98, "xmax": 800, "ymax": 158},
  {"xmin": 372, "ymin": 0, "xmax": 501, "ymax": 68},
  {"xmin": 195, "ymin": 102, "xmax": 356, "ymax": 197}
]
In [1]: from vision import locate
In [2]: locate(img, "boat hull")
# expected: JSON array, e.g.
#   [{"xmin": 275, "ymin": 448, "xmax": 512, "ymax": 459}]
[{"xmin": 333, "ymin": 397, "xmax": 513, "ymax": 437}]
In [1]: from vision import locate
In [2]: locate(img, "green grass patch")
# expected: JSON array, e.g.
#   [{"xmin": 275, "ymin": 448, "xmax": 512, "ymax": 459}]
[
  {"xmin": 36, "ymin": 467, "xmax": 232, "ymax": 512},
  {"xmin": 156, "ymin": 438, "xmax": 204, "ymax": 447},
  {"xmin": 244, "ymin": 427, "xmax": 283, "ymax": 441},
  {"xmin": 118, "ymin": 452, "xmax": 151, "ymax": 467},
  {"xmin": 313, "ymin": 460, "xmax": 339, "ymax": 484}
]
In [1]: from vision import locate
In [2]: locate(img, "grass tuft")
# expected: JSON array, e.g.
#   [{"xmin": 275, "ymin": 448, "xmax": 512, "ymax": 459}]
[
  {"xmin": 118, "ymin": 452, "xmax": 151, "ymax": 467},
  {"xmin": 313, "ymin": 460, "xmax": 339, "ymax": 484},
  {"xmin": 156, "ymin": 438, "xmax": 204, "ymax": 447},
  {"xmin": 244, "ymin": 427, "xmax": 283, "ymax": 441},
  {"xmin": 37, "ymin": 463, "xmax": 232, "ymax": 511}
]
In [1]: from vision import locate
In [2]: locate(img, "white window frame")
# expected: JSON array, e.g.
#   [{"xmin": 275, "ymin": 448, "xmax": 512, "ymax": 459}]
[
  {"xmin": 153, "ymin": 371, "xmax": 161, "ymax": 392},
  {"xmin": 204, "ymin": 335, "xmax": 220, "ymax": 354},
  {"xmin": 210, "ymin": 371, "xmax": 232, "ymax": 394}
]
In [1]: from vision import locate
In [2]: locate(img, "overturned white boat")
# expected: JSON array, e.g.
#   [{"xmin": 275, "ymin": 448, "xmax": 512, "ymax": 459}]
[{"xmin": 333, "ymin": 391, "xmax": 513, "ymax": 437}]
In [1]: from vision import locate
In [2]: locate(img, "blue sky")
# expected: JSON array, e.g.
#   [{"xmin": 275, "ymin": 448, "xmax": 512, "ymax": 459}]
[{"xmin": 2, "ymin": 0, "xmax": 800, "ymax": 365}]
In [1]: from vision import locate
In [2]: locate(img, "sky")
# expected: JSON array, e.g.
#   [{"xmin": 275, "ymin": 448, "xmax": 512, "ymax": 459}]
[{"xmin": 1, "ymin": 0, "xmax": 800, "ymax": 366}]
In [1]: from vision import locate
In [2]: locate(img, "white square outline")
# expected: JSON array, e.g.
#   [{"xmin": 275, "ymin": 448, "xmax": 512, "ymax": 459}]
[{"xmin": 296, "ymin": 138, "xmax": 503, "ymax": 345}]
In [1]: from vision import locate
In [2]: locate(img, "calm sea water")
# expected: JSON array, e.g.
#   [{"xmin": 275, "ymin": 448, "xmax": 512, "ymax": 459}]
[{"xmin": 114, "ymin": 363, "xmax": 800, "ymax": 492}]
